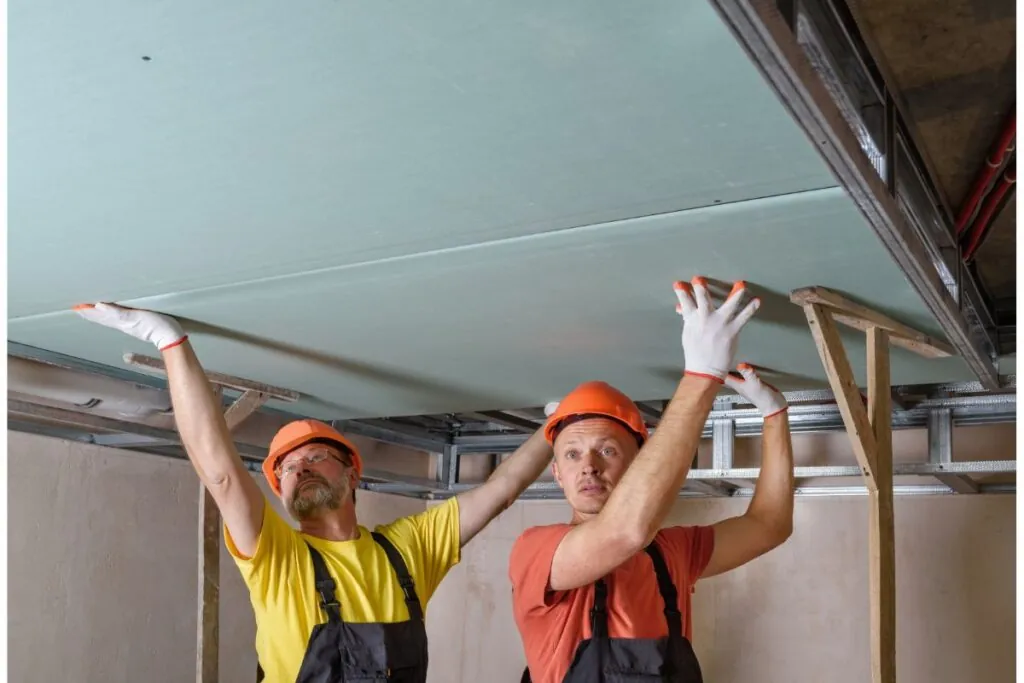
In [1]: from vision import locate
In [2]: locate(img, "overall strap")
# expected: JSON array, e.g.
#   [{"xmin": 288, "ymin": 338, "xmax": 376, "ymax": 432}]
[
  {"xmin": 305, "ymin": 542, "xmax": 342, "ymax": 624},
  {"xmin": 644, "ymin": 542, "xmax": 683, "ymax": 641},
  {"xmin": 371, "ymin": 531, "xmax": 424, "ymax": 621},
  {"xmin": 590, "ymin": 578, "xmax": 610, "ymax": 639}
]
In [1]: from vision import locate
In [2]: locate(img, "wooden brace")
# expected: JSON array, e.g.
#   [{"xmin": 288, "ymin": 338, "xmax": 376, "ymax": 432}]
[{"xmin": 792, "ymin": 287, "xmax": 899, "ymax": 683}]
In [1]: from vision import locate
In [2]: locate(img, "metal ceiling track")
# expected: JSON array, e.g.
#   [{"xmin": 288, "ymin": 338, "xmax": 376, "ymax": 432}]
[
  {"xmin": 705, "ymin": 0, "xmax": 1002, "ymax": 387},
  {"xmin": 7, "ymin": 395, "xmax": 1016, "ymax": 500},
  {"xmin": 8, "ymin": 341, "xmax": 1016, "ymax": 500}
]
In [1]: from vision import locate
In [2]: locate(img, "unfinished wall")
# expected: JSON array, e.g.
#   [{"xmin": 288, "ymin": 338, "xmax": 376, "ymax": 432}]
[
  {"xmin": 9, "ymin": 423, "xmax": 1015, "ymax": 683},
  {"xmin": 426, "ymin": 425, "xmax": 1016, "ymax": 683},
  {"xmin": 7, "ymin": 430, "xmax": 426, "ymax": 683},
  {"xmin": 425, "ymin": 494, "xmax": 1015, "ymax": 682}
]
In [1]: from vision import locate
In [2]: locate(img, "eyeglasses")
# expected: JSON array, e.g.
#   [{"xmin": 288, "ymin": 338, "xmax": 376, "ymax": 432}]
[{"xmin": 275, "ymin": 448, "xmax": 351, "ymax": 479}]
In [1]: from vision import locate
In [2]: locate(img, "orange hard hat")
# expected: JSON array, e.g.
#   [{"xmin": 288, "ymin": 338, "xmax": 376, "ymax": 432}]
[
  {"xmin": 544, "ymin": 381, "xmax": 649, "ymax": 446},
  {"xmin": 262, "ymin": 419, "xmax": 362, "ymax": 496}
]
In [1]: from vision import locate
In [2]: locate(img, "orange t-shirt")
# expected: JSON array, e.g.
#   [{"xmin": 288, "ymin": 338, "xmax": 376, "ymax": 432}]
[{"xmin": 508, "ymin": 524, "xmax": 715, "ymax": 683}]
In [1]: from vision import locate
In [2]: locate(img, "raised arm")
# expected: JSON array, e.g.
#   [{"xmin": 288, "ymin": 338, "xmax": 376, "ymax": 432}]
[
  {"xmin": 549, "ymin": 278, "xmax": 760, "ymax": 591},
  {"xmin": 74, "ymin": 303, "xmax": 266, "ymax": 556},
  {"xmin": 456, "ymin": 427, "xmax": 552, "ymax": 547},
  {"xmin": 701, "ymin": 364, "xmax": 794, "ymax": 578}
]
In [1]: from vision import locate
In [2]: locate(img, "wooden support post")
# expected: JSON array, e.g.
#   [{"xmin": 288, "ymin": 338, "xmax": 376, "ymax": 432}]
[
  {"xmin": 867, "ymin": 328, "xmax": 896, "ymax": 683},
  {"xmin": 792, "ymin": 287, "xmax": 935, "ymax": 683},
  {"xmin": 197, "ymin": 485, "xmax": 220, "ymax": 683}
]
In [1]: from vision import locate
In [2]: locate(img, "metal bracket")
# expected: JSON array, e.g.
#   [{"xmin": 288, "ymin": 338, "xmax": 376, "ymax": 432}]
[
  {"xmin": 927, "ymin": 408, "xmax": 978, "ymax": 494},
  {"xmin": 437, "ymin": 444, "xmax": 461, "ymax": 489}
]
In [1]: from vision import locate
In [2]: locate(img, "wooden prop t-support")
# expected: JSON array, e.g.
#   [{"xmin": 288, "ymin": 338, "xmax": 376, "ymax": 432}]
[
  {"xmin": 791, "ymin": 287, "xmax": 952, "ymax": 683},
  {"xmin": 124, "ymin": 353, "xmax": 300, "ymax": 683}
]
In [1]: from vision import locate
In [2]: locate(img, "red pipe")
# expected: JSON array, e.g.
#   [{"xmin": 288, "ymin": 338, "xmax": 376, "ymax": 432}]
[
  {"xmin": 963, "ymin": 159, "xmax": 1015, "ymax": 261},
  {"xmin": 955, "ymin": 106, "xmax": 1016, "ymax": 237}
]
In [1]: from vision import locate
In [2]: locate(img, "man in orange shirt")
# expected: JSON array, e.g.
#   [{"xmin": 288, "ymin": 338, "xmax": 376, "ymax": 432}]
[{"xmin": 509, "ymin": 277, "xmax": 795, "ymax": 683}]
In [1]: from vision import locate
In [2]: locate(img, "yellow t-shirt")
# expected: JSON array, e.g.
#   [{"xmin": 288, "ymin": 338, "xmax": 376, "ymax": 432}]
[{"xmin": 225, "ymin": 498, "xmax": 461, "ymax": 683}]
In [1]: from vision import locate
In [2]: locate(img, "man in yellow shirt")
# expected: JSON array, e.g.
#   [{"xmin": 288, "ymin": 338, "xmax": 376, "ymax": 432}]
[{"xmin": 75, "ymin": 302, "xmax": 554, "ymax": 683}]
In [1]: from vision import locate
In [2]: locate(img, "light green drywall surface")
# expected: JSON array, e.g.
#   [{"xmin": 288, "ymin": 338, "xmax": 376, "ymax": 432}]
[
  {"xmin": 9, "ymin": 0, "xmax": 996, "ymax": 418},
  {"xmin": 9, "ymin": 0, "xmax": 835, "ymax": 317},
  {"xmin": 10, "ymin": 188, "xmax": 992, "ymax": 419}
]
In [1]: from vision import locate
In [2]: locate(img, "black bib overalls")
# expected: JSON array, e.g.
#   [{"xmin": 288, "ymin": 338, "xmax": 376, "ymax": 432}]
[
  {"xmin": 522, "ymin": 542, "xmax": 704, "ymax": 683},
  {"xmin": 259, "ymin": 531, "xmax": 429, "ymax": 683}
]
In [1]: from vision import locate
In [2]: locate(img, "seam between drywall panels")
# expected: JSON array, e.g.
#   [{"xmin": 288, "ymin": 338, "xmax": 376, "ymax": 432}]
[{"xmin": 11, "ymin": 184, "xmax": 841, "ymax": 323}]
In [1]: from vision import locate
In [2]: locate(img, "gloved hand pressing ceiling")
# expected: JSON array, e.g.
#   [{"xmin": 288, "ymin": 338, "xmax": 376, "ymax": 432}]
[
  {"xmin": 673, "ymin": 277, "xmax": 760, "ymax": 383},
  {"xmin": 724, "ymin": 363, "xmax": 788, "ymax": 418},
  {"xmin": 73, "ymin": 302, "xmax": 187, "ymax": 352}
]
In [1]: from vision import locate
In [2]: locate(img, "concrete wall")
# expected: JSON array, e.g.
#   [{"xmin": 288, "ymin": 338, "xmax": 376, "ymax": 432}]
[{"xmin": 7, "ymin": 430, "xmax": 426, "ymax": 683}]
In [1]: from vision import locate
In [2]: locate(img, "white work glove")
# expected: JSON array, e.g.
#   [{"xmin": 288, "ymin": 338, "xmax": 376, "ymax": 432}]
[
  {"xmin": 674, "ymin": 277, "xmax": 760, "ymax": 382},
  {"xmin": 724, "ymin": 363, "xmax": 788, "ymax": 418},
  {"xmin": 73, "ymin": 302, "xmax": 187, "ymax": 352}
]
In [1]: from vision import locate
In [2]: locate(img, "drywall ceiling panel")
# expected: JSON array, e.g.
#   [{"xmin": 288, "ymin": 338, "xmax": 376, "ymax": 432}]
[
  {"xmin": 11, "ymin": 0, "xmax": 1002, "ymax": 421},
  {"xmin": 9, "ymin": 187, "xmax": 989, "ymax": 420},
  {"xmin": 8, "ymin": 0, "xmax": 838, "ymax": 318}
]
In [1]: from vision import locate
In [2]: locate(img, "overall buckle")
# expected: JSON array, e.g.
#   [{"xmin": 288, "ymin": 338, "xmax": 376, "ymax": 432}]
[{"xmin": 316, "ymin": 585, "xmax": 340, "ymax": 611}]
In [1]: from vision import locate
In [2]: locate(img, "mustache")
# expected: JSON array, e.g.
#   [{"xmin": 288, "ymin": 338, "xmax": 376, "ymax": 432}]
[{"xmin": 296, "ymin": 472, "xmax": 330, "ymax": 487}]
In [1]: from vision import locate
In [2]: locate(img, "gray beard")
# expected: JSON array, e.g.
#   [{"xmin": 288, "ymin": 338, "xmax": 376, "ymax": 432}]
[{"xmin": 288, "ymin": 477, "xmax": 344, "ymax": 520}]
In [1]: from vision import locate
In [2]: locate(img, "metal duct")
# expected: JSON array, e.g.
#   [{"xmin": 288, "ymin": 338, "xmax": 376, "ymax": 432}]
[{"xmin": 7, "ymin": 356, "xmax": 172, "ymax": 418}]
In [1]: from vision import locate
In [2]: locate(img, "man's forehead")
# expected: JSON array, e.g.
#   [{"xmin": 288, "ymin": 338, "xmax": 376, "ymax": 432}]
[
  {"xmin": 555, "ymin": 418, "xmax": 632, "ymax": 445},
  {"xmin": 283, "ymin": 441, "xmax": 342, "ymax": 460}
]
